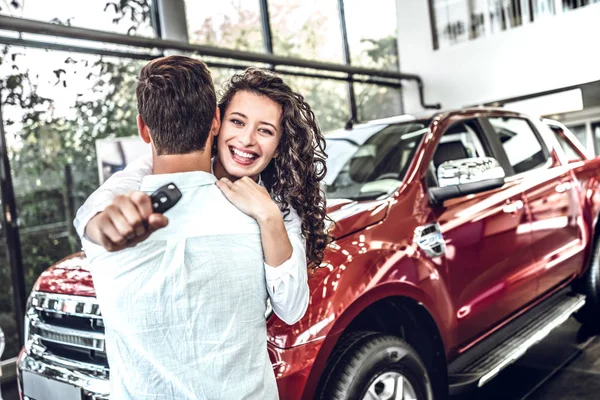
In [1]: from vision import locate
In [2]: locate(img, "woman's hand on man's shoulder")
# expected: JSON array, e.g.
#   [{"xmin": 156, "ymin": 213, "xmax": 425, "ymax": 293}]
[{"xmin": 216, "ymin": 176, "xmax": 280, "ymax": 223}]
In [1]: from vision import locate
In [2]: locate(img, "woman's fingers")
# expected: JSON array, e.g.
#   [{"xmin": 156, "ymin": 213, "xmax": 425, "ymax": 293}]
[
  {"xmin": 238, "ymin": 176, "xmax": 261, "ymax": 189},
  {"xmin": 220, "ymin": 177, "xmax": 234, "ymax": 188},
  {"xmin": 216, "ymin": 178, "xmax": 235, "ymax": 196}
]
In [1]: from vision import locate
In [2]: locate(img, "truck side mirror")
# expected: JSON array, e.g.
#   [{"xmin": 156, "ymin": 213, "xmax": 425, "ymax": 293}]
[{"xmin": 429, "ymin": 157, "xmax": 506, "ymax": 205}]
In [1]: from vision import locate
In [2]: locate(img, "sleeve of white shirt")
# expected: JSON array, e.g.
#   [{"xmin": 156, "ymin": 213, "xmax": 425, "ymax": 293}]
[
  {"xmin": 73, "ymin": 154, "xmax": 152, "ymax": 239},
  {"xmin": 264, "ymin": 206, "xmax": 310, "ymax": 325}
]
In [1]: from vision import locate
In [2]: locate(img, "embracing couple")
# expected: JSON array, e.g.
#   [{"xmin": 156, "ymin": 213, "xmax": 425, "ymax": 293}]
[{"xmin": 75, "ymin": 56, "xmax": 329, "ymax": 399}]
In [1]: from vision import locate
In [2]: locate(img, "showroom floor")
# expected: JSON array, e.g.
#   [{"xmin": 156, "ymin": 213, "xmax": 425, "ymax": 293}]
[
  {"xmin": 451, "ymin": 317, "xmax": 600, "ymax": 400},
  {"xmin": 2, "ymin": 318, "xmax": 599, "ymax": 399}
]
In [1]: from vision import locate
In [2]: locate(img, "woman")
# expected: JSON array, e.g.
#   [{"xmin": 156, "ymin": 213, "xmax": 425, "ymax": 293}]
[{"xmin": 75, "ymin": 67, "xmax": 329, "ymax": 324}]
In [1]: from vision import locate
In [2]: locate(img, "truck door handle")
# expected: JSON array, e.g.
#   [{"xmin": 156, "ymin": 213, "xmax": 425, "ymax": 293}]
[
  {"xmin": 503, "ymin": 200, "xmax": 524, "ymax": 214},
  {"xmin": 555, "ymin": 182, "xmax": 572, "ymax": 193}
]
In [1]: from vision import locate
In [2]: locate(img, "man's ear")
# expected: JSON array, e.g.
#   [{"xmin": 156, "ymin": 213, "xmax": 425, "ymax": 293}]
[
  {"xmin": 137, "ymin": 115, "xmax": 152, "ymax": 144},
  {"xmin": 211, "ymin": 107, "xmax": 221, "ymax": 137}
]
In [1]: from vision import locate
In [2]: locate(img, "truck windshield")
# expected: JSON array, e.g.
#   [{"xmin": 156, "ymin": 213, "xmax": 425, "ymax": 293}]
[{"xmin": 326, "ymin": 121, "xmax": 429, "ymax": 200}]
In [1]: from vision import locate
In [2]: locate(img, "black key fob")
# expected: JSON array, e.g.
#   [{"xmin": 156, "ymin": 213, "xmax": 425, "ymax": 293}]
[{"xmin": 150, "ymin": 183, "xmax": 182, "ymax": 213}]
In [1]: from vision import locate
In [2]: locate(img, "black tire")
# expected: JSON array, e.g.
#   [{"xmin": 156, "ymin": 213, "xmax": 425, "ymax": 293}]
[
  {"xmin": 575, "ymin": 237, "xmax": 600, "ymax": 328},
  {"xmin": 319, "ymin": 331, "xmax": 434, "ymax": 400}
]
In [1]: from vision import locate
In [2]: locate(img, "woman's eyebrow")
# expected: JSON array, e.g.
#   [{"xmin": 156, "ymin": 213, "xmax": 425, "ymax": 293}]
[
  {"xmin": 230, "ymin": 111, "xmax": 247, "ymax": 119},
  {"xmin": 230, "ymin": 111, "xmax": 278, "ymax": 131},
  {"xmin": 260, "ymin": 121, "xmax": 278, "ymax": 131}
]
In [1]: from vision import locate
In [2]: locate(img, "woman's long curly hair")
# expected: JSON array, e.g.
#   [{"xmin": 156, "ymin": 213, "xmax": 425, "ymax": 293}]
[{"xmin": 218, "ymin": 68, "xmax": 330, "ymax": 268}]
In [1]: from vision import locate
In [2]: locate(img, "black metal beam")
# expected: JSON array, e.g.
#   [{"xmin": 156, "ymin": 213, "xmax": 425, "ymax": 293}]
[
  {"xmin": 337, "ymin": 0, "xmax": 358, "ymax": 122},
  {"xmin": 0, "ymin": 15, "xmax": 440, "ymax": 109},
  {"xmin": 0, "ymin": 36, "xmax": 158, "ymax": 60},
  {"xmin": 258, "ymin": 0, "xmax": 275, "ymax": 71},
  {"xmin": 258, "ymin": 0, "xmax": 274, "ymax": 55},
  {"xmin": 150, "ymin": 0, "xmax": 162, "ymax": 39},
  {"xmin": 0, "ymin": 16, "xmax": 398, "ymax": 78},
  {"xmin": 472, "ymin": 82, "xmax": 589, "ymax": 108},
  {"xmin": 0, "ymin": 36, "xmax": 404, "ymax": 88},
  {"xmin": 0, "ymin": 101, "xmax": 26, "ymax": 346}
]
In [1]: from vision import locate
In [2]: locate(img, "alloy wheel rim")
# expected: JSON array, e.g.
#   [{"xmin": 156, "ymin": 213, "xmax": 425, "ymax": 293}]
[{"xmin": 362, "ymin": 371, "xmax": 419, "ymax": 400}]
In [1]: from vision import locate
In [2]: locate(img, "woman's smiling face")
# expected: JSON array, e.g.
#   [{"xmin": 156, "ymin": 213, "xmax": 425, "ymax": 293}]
[{"xmin": 216, "ymin": 90, "xmax": 283, "ymax": 181}]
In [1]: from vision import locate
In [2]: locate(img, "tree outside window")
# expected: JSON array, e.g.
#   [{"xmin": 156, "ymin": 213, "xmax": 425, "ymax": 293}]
[{"xmin": 0, "ymin": 0, "xmax": 150, "ymax": 361}]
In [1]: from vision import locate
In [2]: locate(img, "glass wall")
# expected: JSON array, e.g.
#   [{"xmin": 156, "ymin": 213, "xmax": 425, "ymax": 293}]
[
  {"xmin": 563, "ymin": 0, "xmax": 600, "ymax": 11},
  {"xmin": 344, "ymin": 0, "xmax": 399, "ymax": 71},
  {"xmin": 185, "ymin": 0, "xmax": 264, "ymax": 52},
  {"xmin": 355, "ymin": 84, "xmax": 403, "ymax": 121},
  {"xmin": 283, "ymin": 75, "xmax": 350, "ymax": 132},
  {"xmin": 487, "ymin": 0, "xmax": 524, "ymax": 33},
  {"xmin": 0, "ymin": 239, "xmax": 17, "ymax": 360},
  {"xmin": 0, "ymin": 0, "xmax": 152, "ymax": 361},
  {"xmin": 0, "ymin": 45, "xmax": 144, "ymax": 358},
  {"xmin": 430, "ymin": 0, "xmax": 471, "ymax": 49},
  {"xmin": 532, "ymin": 0, "xmax": 556, "ymax": 19},
  {"xmin": 429, "ymin": 0, "xmax": 558, "ymax": 49},
  {"xmin": 183, "ymin": 0, "xmax": 355, "ymax": 130},
  {"xmin": 0, "ymin": 0, "xmax": 155, "ymax": 36},
  {"xmin": 269, "ymin": 0, "xmax": 344, "ymax": 63}
]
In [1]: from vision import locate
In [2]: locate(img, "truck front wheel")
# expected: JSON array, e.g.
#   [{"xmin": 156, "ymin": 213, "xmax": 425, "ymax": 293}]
[
  {"xmin": 576, "ymin": 236, "xmax": 600, "ymax": 329},
  {"xmin": 319, "ymin": 332, "xmax": 434, "ymax": 400}
]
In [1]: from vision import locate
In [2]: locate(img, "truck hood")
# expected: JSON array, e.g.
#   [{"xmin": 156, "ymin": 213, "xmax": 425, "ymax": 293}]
[
  {"xmin": 33, "ymin": 199, "xmax": 389, "ymax": 298},
  {"xmin": 326, "ymin": 198, "xmax": 389, "ymax": 239},
  {"xmin": 34, "ymin": 252, "xmax": 96, "ymax": 297}
]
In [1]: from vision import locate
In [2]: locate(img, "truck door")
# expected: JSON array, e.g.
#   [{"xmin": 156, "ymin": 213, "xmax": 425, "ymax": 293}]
[
  {"xmin": 485, "ymin": 117, "xmax": 585, "ymax": 296},
  {"xmin": 427, "ymin": 118, "xmax": 538, "ymax": 345}
]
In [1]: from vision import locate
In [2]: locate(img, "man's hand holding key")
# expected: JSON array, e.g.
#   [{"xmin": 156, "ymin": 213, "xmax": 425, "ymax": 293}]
[{"xmin": 85, "ymin": 184, "xmax": 181, "ymax": 252}]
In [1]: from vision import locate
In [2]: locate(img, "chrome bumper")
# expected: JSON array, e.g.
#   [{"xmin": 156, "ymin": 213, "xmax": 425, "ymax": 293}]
[{"xmin": 17, "ymin": 349, "xmax": 109, "ymax": 400}]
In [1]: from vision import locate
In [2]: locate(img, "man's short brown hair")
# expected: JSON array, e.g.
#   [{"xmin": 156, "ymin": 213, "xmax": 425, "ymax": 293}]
[{"xmin": 136, "ymin": 56, "xmax": 216, "ymax": 155}]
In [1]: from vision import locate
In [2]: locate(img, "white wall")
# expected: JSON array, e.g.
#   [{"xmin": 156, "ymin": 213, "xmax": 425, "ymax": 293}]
[{"xmin": 397, "ymin": 3, "xmax": 600, "ymax": 113}]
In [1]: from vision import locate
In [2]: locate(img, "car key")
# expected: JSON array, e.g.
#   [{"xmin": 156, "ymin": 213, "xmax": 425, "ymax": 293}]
[{"xmin": 150, "ymin": 183, "xmax": 182, "ymax": 213}]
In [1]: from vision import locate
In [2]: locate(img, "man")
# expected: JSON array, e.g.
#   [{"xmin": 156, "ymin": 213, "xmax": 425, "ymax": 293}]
[{"xmin": 82, "ymin": 56, "xmax": 278, "ymax": 399}]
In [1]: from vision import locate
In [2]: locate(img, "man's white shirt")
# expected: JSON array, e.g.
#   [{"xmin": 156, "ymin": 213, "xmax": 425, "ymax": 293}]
[{"xmin": 83, "ymin": 171, "xmax": 280, "ymax": 399}]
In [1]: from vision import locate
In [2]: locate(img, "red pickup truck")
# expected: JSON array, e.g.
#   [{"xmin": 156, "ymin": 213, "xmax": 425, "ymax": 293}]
[{"xmin": 17, "ymin": 108, "xmax": 600, "ymax": 400}]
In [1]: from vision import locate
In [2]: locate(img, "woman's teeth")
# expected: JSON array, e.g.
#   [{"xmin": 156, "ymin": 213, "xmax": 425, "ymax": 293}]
[{"xmin": 232, "ymin": 148, "xmax": 256, "ymax": 159}]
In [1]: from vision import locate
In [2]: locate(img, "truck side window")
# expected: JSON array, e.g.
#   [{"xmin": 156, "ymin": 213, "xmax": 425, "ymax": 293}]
[
  {"xmin": 428, "ymin": 120, "xmax": 490, "ymax": 187},
  {"xmin": 548, "ymin": 126, "xmax": 584, "ymax": 162},
  {"xmin": 488, "ymin": 117, "xmax": 547, "ymax": 174}
]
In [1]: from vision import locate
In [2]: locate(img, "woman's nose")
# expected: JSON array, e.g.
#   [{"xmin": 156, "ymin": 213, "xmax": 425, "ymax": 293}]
[{"xmin": 238, "ymin": 127, "xmax": 257, "ymax": 146}]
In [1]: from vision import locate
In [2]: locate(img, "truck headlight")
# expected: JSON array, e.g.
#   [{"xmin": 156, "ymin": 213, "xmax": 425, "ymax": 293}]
[
  {"xmin": 23, "ymin": 293, "xmax": 34, "ymax": 354},
  {"xmin": 0, "ymin": 324, "xmax": 5, "ymax": 360}
]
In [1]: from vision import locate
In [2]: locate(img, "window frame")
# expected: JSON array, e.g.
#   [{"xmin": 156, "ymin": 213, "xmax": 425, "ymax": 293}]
[
  {"xmin": 426, "ymin": 117, "xmax": 496, "ymax": 188},
  {"xmin": 480, "ymin": 115, "xmax": 552, "ymax": 178},
  {"xmin": 547, "ymin": 123, "xmax": 588, "ymax": 162},
  {"xmin": 554, "ymin": 133, "xmax": 585, "ymax": 162}
]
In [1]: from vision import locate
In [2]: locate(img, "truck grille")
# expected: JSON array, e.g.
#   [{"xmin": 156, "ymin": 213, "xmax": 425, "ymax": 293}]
[{"xmin": 26, "ymin": 292, "xmax": 109, "ymax": 374}]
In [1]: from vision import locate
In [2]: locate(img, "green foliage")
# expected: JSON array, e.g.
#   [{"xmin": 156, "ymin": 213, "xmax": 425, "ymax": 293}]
[
  {"xmin": 360, "ymin": 36, "xmax": 399, "ymax": 70},
  {"xmin": 190, "ymin": 1, "xmax": 402, "ymax": 129},
  {"xmin": 0, "ymin": 0, "xmax": 149, "ymax": 360}
]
